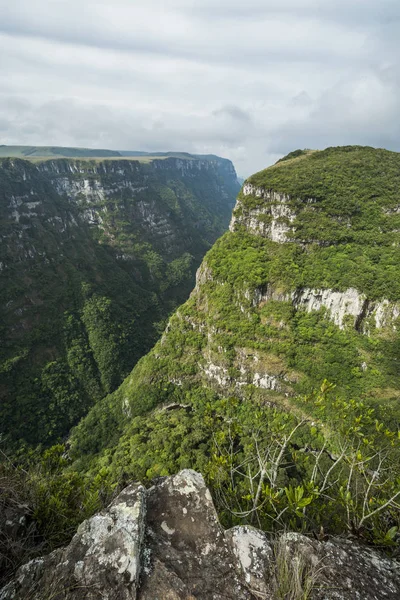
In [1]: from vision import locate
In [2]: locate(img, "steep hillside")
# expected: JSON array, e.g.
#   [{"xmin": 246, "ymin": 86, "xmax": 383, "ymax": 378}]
[
  {"xmin": 0, "ymin": 155, "xmax": 239, "ymax": 449},
  {"xmin": 67, "ymin": 146, "xmax": 400, "ymax": 543}
]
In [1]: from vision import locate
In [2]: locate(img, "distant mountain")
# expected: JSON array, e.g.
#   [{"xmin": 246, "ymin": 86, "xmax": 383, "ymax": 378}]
[
  {"xmin": 0, "ymin": 145, "xmax": 121, "ymax": 158},
  {"xmin": 0, "ymin": 145, "xmax": 236, "ymax": 167}
]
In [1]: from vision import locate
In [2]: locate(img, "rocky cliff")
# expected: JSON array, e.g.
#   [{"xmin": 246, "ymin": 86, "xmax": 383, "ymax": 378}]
[
  {"xmin": 1, "ymin": 470, "xmax": 399, "ymax": 600},
  {"xmin": 0, "ymin": 154, "xmax": 239, "ymax": 448}
]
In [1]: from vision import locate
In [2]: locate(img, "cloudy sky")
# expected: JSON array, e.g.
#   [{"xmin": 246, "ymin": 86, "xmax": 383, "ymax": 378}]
[{"xmin": 1, "ymin": 0, "xmax": 399, "ymax": 175}]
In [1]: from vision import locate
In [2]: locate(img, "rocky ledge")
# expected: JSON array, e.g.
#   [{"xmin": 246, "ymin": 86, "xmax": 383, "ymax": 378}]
[{"xmin": 1, "ymin": 470, "xmax": 399, "ymax": 600}]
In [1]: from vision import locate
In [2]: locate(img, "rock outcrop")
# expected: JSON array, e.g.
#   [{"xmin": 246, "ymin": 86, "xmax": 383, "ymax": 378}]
[
  {"xmin": 252, "ymin": 284, "xmax": 400, "ymax": 332},
  {"xmin": 230, "ymin": 184, "xmax": 297, "ymax": 243},
  {"xmin": 2, "ymin": 470, "xmax": 399, "ymax": 600}
]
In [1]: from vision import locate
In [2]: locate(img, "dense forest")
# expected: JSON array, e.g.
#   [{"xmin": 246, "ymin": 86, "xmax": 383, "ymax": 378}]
[{"xmin": 0, "ymin": 155, "xmax": 239, "ymax": 449}]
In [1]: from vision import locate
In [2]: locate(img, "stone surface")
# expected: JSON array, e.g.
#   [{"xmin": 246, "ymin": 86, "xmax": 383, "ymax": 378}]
[
  {"xmin": 1, "ymin": 471, "xmax": 399, "ymax": 600},
  {"xmin": 139, "ymin": 470, "xmax": 250, "ymax": 599},
  {"xmin": 269, "ymin": 532, "xmax": 400, "ymax": 600},
  {"xmin": 226, "ymin": 525, "xmax": 273, "ymax": 597},
  {"xmin": 292, "ymin": 287, "xmax": 367, "ymax": 330},
  {"xmin": 0, "ymin": 483, "xmax": 146, "ymax": 600},
  {"xmin": 251, "ymin": 283, "xmax": 400, "ymax": 333},
  {"xmin": 230, "ymin": 184, "xmax": 297, "ymax": 243}
]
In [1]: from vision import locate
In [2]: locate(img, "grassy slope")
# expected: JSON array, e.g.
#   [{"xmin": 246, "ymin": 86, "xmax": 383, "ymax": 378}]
[
  {"xmin": 0, "ymin": 146, "xmax": 122, "ymax": 158},
  {"xmin": 0, "ymin": 145, "xmax": 220, "ymax": 162}
]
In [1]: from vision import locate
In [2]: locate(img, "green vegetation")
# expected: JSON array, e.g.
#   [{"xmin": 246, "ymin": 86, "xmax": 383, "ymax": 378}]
[
  {"xmin": 0, "ymin": 145, "xmax": 121, "ymax": 159},
  {"xmin": 3, "ymin": 382, "xmax": 398, "ymax": 581},
  {"xmin": 0, "ymin": 145, "xmax": 234, "ymax": 164},
  {"xmin": 249, "ymin": 146, "xmax": 400, "ymax": 210},
  {"xmin": 2, "ymin": 146, "xmax": 399, "ymax": 580},
  {"xmin": 0, "ymin": 155, "xmax": 239, "ymax": 449}
]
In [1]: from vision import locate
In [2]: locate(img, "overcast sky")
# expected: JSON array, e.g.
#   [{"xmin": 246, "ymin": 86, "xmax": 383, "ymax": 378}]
[{"xmin": 0, "ymin": 0, "xmax": 399, "ymax": 175}]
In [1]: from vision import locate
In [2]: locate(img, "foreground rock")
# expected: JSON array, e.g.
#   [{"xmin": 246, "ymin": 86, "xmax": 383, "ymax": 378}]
[
  {"xmin": 0, "ymin": 483, "xmax": 147, "ymax": 600},
  {"xmin": 1, "ymin": 470, "xmax": 399, "ymax": 600}
]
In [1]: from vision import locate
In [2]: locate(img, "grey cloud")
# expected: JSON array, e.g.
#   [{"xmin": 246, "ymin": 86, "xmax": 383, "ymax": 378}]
[
  {"xmin": 183, "ymin": 0, "xmax": 400, "ymax": 24},
  {"xmin": 268, "ymin": 67, "xmax": 400, "ymax": 156},
  {"xmin": 0, "ymin": 2, "xmax": 371, "ymax": 69},
  {"xmin": 0, "ymin": 0, "xmax": 399, "ymax": 176},
  {"xmin": 212, "ymin": 106, "xmax": 252, "ymax": 123}
]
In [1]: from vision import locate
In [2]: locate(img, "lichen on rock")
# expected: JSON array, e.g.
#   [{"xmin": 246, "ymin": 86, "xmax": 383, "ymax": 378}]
[{"xmin": 2, "ymin": 471, "xmax": 399, "ymax": 600}]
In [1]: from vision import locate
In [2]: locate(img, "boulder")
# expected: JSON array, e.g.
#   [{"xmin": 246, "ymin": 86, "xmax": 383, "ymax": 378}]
[
  {"xmin": 227, "ymin": 528, "xmax": 400, "ymax": 600},
  {"xmin": 139, "ymin": 470, "xmax": 250, "ymax": 599},
  {"xmin": 1, "ymin": 470, "xmax": 399, "ymax": 600}
]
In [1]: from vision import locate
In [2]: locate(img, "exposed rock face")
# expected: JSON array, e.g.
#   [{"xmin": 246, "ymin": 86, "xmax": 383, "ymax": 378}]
[
  {"xmin": 202, "ymin": 360, "xmax": 281, "ymax": 392},
  {"xmin": 2, "ymin": 470, "xmax": 399, "ymax": 600},
  {"xmin": 292, "ymin": 287, "xmax": 367, "ymax": 329},
  {"xmin": 253, "ymin": 284, "xmax": 400, "ymax": 332},
  {"xmin": 230, "ymin": 184, "xmax": 297, "ymax": 243}
]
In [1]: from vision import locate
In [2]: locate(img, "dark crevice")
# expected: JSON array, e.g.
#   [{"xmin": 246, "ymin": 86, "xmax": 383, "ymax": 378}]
[{"xmin": 355, "ymin": 298, "xmax": 370, "ymax": 332}]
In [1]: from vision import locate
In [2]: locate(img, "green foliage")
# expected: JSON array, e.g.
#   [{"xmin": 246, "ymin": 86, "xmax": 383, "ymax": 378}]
[
  {"xmin": 81, "ymin": 294, "xmax": 127, "ymax": 393},
  {"xmin": 164, "ymin": 253, "xmax": 194, "ymax": 288},
  {"xmin": 0, "ymin": 156, "xmax": 238, "ymax": 449},
  {"xmin": 0, "ymin": 442, "xmax": 114, "ymax": 583},
  {"xmin": 276, "ymin": 148, "xmax": 311, "ymax": 163},
  {"xmin": 249, "ymin": 146, "xmax": 400, "ymax": 216},
  {"xmin": 67, "ymin": 384, "xmax": 400, "ymax": 547}
]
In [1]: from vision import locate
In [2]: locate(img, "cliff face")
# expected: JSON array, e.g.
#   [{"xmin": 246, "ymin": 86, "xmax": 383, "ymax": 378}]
[
  {"xmin": 2, "ymin": 470, "xmax": 399, "ymax": 600},
  {"xmin": 0, "ymin": 155, "xmax": 239, "ymax": 448},
  {"xmin": 228, "ymin": 160, "xmax": 400, "ymax": 335},
  {"xmin": 179, "ymin": 146, "xmax": 400, "ymax": 402}
]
